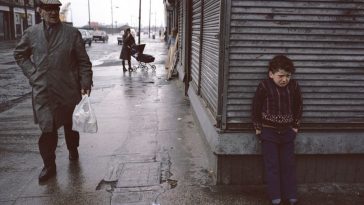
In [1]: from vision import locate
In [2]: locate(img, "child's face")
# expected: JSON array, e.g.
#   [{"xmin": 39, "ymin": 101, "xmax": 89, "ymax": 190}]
[{"xmin": 269, "ymin": 69, "xmax": 291, "ymax": 87}]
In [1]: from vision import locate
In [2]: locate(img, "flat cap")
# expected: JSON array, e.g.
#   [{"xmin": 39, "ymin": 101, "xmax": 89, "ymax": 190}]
[{"xmin": 39, "ymin": 0, "xmax": 62, "ymax": 6}]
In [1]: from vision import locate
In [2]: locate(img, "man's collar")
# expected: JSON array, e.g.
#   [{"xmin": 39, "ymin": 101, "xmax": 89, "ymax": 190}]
[{"xmin": 43, "ymin": 21, "xmax": 61, "ymax": 29}]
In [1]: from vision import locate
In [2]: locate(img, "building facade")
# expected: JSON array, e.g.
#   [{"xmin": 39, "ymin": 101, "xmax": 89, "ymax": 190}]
[
  {"xmin": 164, "ymin": 0, "xmax": 364, "ymax": 185},
  {"xmin": 0, "ymin": 0, "xmax": 35, "ymax": 41}
]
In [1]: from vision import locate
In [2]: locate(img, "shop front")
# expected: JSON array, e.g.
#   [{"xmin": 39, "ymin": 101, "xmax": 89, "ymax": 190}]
[
  {"xmin": 0, "ymin": 5, "xmax": 11, "ymax": 40},
  {"xmin": 13, "ymin": 7, "xmax": 34, "ymax": 39}
]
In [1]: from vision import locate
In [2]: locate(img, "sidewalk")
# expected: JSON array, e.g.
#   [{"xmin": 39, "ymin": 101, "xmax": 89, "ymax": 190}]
[
  {"xmin": 0, "ymin": 40, "xmax": 17, "ymax": 64},
  {"xmin": 0, "ymin": 40, "xmax": 31, "ymax": 110}
]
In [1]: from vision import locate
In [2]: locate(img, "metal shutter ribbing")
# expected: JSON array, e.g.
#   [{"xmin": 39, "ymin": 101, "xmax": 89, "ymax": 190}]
[
  {"xmin": 190, "ymin": 0, "xmax": 202, "ymax": 92},
  {"xmin": 226, "ymin": 0, "xmax": 364, "ymax": 130},
  {"xmin": 200, "ymin": 0, "xmax": 221, "ymax": 116},
  {"xmin": 177, "ymin": 0, "xmax": 183, "ymax": 66}
]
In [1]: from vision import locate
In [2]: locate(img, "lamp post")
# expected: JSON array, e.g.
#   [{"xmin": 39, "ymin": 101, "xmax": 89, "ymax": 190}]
[
  {"xmin": 111, "ymin": 0, "xmax": 114, "ymax": 34},
  {"xmin": 148, "ymin": 0, "xmax": 151, "ymax": 38},
  {"xmin": 87, "ymin": 0, "xmax": 91, "ymax": 28},
  {"xmin": 113, "ymin": 6, "xmax": 119, "ymax": 33},
  {"xmin": 138, "ymin": 0, "xmax": 141, "ymax": 44},
  {"xmin": 154, "ymin": 12, "xmax": 156, "ymax": 34}
]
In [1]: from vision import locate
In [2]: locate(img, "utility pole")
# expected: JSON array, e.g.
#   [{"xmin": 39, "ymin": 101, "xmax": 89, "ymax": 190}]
[
  {"xmin": 148, "ymin": 0, "xmax": 151, "ymax": 38},
  {"xmin": 138, "ymin": 0, "xmax": 141, "ymax": 44},
  {"xmin": 87, "ymin": 0, "xmax": 91, "ymax": 28},
  {"xmin": 154, "ymin": 11, "xmax": 156, "ymax": 33},
  {"xmin": 111, "ymin": 0, "xmax": 114, "ymax": 34}
]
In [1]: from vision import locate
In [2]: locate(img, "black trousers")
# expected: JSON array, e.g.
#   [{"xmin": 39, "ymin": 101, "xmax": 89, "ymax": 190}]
[
  {"xmin": 261, "ymin": 127, "xmax": 297, "ymax": 200},
  {"xmin": 39, "ymin": 123, "xmax": 79, "ymax": 167},
  {"xmin": 122, "ymin": 59, "xmax": 131, "ymax": 68}
]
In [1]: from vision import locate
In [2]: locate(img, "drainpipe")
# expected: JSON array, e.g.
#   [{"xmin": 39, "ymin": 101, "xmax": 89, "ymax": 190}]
[{"xmin": 23, "ymin": 0, "xmax": 29, "ymax": 29}]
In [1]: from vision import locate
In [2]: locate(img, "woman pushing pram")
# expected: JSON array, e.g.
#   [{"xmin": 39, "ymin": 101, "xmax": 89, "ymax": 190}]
[{"xmin": 119, "ymin": 28, "xmax": 135, "ymax": 72}]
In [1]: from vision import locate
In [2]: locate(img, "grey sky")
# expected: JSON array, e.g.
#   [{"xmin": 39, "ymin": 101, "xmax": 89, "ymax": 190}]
[{"xmin": 60, "ymin": 0, "xmax": 165, "ymax": 28}]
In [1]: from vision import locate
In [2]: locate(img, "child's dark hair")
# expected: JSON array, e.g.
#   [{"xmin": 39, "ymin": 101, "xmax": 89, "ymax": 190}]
[{"xmin": 269, "ymin": 55, "xmax": 295, "ymax": 74}]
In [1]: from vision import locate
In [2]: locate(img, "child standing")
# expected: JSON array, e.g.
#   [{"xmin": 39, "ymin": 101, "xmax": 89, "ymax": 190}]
[{"xmin": 252, "ymin": 55, "xmax": 303, "ymax": 205}]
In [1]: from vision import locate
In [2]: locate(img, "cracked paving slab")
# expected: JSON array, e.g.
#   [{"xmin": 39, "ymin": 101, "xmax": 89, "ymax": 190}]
[{"xmin": 117, "ymin": 162, "xmax": 161, "ymax": 188}]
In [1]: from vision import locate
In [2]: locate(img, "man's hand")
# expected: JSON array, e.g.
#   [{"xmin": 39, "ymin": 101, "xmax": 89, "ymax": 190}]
[
  {"xmin": 292, "ymin": 128, "xmax": 298, "ymax": 133},
  {"xmin": 81, "ymin": 89, "xmax": 90, "ymax": 96}
]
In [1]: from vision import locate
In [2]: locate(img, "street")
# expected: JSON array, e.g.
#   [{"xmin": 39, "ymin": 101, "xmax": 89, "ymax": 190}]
[{"xmin": 1, "ymin": 35, "xmax": 363, "ymax": 205}]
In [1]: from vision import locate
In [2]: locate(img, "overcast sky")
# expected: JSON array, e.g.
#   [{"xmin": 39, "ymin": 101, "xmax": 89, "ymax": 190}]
[{"xmin": 60, "ymin": 0, "xmax": 165, "ymax": 28}]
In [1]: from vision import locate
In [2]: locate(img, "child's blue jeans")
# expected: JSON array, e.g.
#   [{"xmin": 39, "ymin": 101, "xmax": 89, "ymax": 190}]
[{"xmin": 261, "ymin": 127, "xmax": 297, "ymax": 201}]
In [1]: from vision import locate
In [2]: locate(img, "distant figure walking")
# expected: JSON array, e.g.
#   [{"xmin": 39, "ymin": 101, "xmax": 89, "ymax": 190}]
[{"xmin": 119, "ymin": 28, "xmax": 136, "ymax": 72}]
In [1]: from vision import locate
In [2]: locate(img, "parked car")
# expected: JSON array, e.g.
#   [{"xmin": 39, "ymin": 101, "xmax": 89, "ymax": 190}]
[
  {"xmin": 117, "ymin": 28, "xmax": 136, "ymax": 45},
  {"xmin": 93, "ymin": 30, "xmax": 109, "ymax": 43},
  {"xmin": 78, "ymin": 29, "xmax": 92, "ymax": 46}
]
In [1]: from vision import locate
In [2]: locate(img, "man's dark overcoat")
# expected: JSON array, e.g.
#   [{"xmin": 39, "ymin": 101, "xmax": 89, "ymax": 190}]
[{"xmin": 14, "ymin": 22, "xmax": 93, "ymax": 132}]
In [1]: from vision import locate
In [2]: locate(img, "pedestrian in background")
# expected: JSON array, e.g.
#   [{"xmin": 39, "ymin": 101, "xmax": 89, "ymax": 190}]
[
  {"xmin": 165, "ymin": 28, "xmax": 178, "ymax": 72},
  {"xmin": 119, "ymin": 28, "xmax": 135, "ymax": 72},
  {"xmin": 167, "ymin": 28, "xmax": 178, "ymax": 49},
  {"xmin": 163, "ymin": 29, "xmax": 168, "ymax": 42},
  {"xmin": 251, "ymin": 55, "xmax": 303, "ymax": 205},
  {"xmin": 13, "ymin": 0, "xmax": 93, "ymax": 183}
]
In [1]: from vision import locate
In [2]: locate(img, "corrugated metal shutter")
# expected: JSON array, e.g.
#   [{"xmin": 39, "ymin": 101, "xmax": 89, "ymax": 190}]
[
  {"xmin": 190, "ymin": 0, "xmax": 202, "ymax": 92},
  {"xmin": 200, "ymin": 0, "xmax": 221, "ymax": 116},
  {"xmin": 177, "ymin": 0, "xmax": 183, "ymax": 66},
  {"xmin": 226, "ymin": 0, "xmax": 364, "ymax": 130}
]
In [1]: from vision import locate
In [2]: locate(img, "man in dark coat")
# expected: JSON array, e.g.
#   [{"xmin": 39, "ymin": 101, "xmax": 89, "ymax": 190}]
[
  {"xmin": 119, "ymin": 28, "xmax": 135, "ymax": 72},
  {"xmin": 13, "ymin": 0, "xmax": 93, "ymax": 183}
]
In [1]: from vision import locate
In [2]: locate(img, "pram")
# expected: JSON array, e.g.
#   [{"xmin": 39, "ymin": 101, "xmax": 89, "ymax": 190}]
[{"xmin": 131, "ymin": 44, "xmax": 156, "ymax": 71}]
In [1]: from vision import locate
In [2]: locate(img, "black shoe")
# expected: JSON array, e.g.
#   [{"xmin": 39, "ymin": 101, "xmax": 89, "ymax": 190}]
[
  {"xmin": 128, "ymin": 67, "xmax": 133, "ymax": 72},
  {"xmin": 39, "ymin": 164, "xmax": 56, "ymax": 182},
  {"xmin": 123, "ymin": 67, "xmax": 127, "ymax": 72},
  {"xmin": 69, "ymin": 149, "xmax": 79, "ymax": 161}
]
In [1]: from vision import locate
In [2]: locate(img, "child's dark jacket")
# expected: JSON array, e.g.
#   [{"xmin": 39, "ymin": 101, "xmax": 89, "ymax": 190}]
[{"xmin": 252, "ymin": 78, "xmax": 303, "ymax": 131}]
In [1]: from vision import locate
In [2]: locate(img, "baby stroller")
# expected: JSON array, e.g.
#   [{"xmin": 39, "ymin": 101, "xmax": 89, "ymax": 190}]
[{"xmin": 131, "ymin": 44, "xmax": 156, "ymax": 71}]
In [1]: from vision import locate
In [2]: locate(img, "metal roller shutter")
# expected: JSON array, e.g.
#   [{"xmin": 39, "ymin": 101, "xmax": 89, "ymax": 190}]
[
  {"xmin": 177, "ymin": 0, "xmax": 183, "ymax": 66},
  {"xmin": 200, "ymin": 0, "xmax": 221, "ymax": 116},
  {"xmin": 226, "ymin": 0, "xmax": 364, "ymax": 130},
  {"xmin": 190, "ymin": 0, "xmax": 202, "ymax": 92}
]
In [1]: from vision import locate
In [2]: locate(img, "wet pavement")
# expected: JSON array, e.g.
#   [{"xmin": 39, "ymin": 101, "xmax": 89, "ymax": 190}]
[{"xmin": 1, "ymin": 35, "xmax": 364, "ymax": 205}]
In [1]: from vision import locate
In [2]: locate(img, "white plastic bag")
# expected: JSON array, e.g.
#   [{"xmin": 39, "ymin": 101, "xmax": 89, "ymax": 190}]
[{"xmin": 72, "ymin": 95, "xmax": 98, "ymax": 133}]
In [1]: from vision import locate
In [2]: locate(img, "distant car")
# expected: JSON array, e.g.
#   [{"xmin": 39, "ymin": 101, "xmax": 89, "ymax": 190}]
[
  {"xmin": 117, "ymin": 29, "xmax": 136, "ymax": 45},
  {"xmin": 93, "ymin": 30, "xmax": 109, "ymax": 43},
  {"xmin": 88, "ymin": 30, "xmax": 94, "ymax": 37},
  {"xmin": 78, "ymin": 29, "xmax": 92, "ymax": 46}
]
